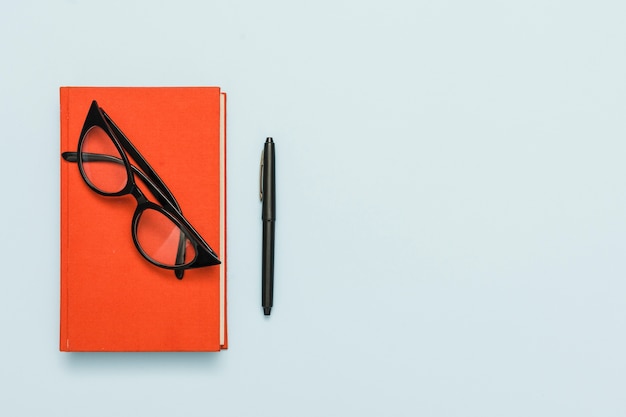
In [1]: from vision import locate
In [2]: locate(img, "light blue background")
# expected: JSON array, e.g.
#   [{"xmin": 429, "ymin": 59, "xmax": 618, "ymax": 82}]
[{"xmin": 1, "ymin": 0, "xmax": 625, "ymax": 415}]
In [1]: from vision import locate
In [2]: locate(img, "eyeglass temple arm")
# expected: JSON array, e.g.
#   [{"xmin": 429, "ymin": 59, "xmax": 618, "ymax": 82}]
[
  {"xmin": 61, "ymin": 152, "xmax": 182, "ymax": 215},
  {"xmin": 100, "ymin": 110, "xmax": 183, "ymax": 213}
]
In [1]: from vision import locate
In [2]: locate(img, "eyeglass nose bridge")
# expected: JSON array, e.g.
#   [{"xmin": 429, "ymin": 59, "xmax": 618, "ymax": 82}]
[{"xmin": 130, "ymin": 185, "xmax": 149, "ymax": 205}]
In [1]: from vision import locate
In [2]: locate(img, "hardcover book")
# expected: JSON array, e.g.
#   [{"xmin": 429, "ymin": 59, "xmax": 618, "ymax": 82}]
[{"xmin": 60, "ymin": 87, "xmax": 227, "ymax": 351}]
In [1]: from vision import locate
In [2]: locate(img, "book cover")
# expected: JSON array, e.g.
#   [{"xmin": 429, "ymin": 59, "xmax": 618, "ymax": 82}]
[{"xmin": 60, "ymin": 87, "xmax": 227, "ymax": 351}]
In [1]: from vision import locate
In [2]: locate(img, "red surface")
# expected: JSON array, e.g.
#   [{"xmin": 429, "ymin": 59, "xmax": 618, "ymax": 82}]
[{"xmin": 60, "ymin": 87, "xmax": 226, "ymax": 351}]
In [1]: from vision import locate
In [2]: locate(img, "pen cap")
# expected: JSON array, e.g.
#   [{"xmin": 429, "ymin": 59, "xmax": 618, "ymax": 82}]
[{"xmin": 262, "ymin": 138, "xmax": 276, "ymax": 220}]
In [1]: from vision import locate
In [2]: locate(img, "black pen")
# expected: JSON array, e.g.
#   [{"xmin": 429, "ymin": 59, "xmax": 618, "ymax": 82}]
[{"xmin": 260, "ymin": 138, "xmax": 276, "ymax": 315}]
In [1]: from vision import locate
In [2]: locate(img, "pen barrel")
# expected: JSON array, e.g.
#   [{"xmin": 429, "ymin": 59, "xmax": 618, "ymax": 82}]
[
  {"xmin": 261, "ymin": 137, "xmax": 276, "ymax": 315},
  {"xmin": 262, "ymin": 220, "xmax": 275, "ymax": 309}
]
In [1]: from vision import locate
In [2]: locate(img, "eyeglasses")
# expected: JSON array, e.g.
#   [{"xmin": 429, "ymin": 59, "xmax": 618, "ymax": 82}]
[{"xmin": 62, "ymin": 100, "xmax": 221, "ymax": 279}]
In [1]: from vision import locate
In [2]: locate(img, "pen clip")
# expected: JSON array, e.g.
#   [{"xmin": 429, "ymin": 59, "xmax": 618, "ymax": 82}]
[{"xmin": 259, "ymin": 149, "xmax": 264, "ymax": 201}]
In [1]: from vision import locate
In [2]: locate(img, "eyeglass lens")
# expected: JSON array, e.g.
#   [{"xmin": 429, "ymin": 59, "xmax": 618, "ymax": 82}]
[
  {"xmin": 136, "ymin": 208, "xmax": 197, "ymax": 267},
  {"xmin": 81, "ymin": 126, "xmax": 127, "ymax": 193}
]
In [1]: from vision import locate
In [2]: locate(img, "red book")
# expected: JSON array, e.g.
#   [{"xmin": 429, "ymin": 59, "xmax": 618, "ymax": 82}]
[{"xmin": 60, "ymin": 87, "xmax": 227, "ymax": 351}]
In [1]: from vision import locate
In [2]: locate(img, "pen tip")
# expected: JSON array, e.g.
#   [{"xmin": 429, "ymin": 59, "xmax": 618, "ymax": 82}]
[
  {"xmin": 264, "ymin": 307, "xmax": 272, "ymax": 316},
  {"xmin": 266, "ymin": 137, "xmax": 273, "ymax": 143}
]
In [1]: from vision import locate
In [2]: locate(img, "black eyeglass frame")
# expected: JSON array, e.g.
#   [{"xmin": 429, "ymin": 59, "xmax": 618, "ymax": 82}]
[{"xmin": 62, "ymin": 100, "xmax": 221, "ymax": 278}]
